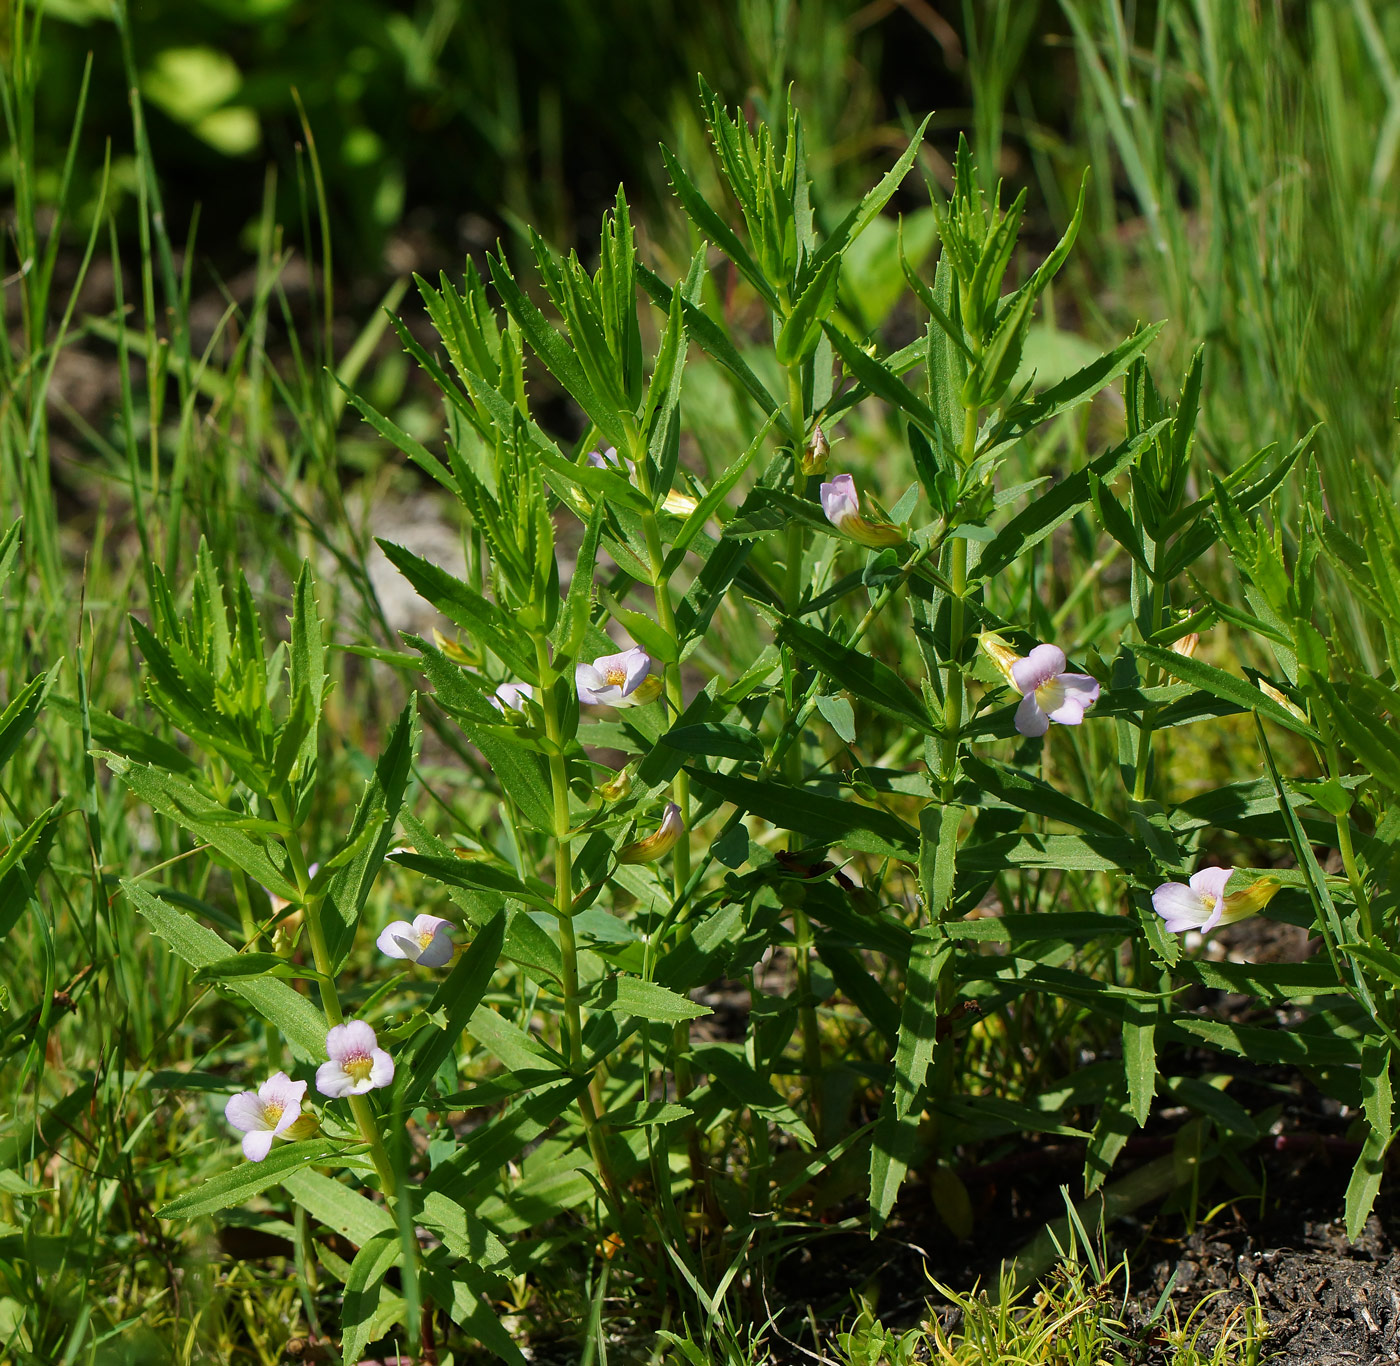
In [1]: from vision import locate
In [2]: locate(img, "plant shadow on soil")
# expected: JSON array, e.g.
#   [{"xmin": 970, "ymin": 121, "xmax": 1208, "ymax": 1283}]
[{"xmin": 779, "ymin": 1079, "xmax": 1397, "ymax": 1361}]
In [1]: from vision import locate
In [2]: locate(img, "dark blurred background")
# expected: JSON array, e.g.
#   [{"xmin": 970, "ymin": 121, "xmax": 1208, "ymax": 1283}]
[{"xmin": 9, "ymin": 0, "xmax": 1077, "ymax": 275}]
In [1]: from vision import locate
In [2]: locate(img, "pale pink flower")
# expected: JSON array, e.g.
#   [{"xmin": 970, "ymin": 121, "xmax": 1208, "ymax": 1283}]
[
  {"xmin": 576, "ymin": 647, "xmax": 655, "ymax": 707},
  {"xmin": 315, "ymin": 1021, "xmax": 394, "ymax": 1098},
  {"xmin": 1010, "ymin": 644, "xmax": 1100, "ymax": 737},
  {"xmin": 224, "ymin": 1071, "xmax": 307, "ymax": 1162},
  {"xmin": 819, "ymin": 474, "xmax": 906, "ymax": 548},
  {"xmin": 1152, "ymin": 867, "xmax": 1281, "ymax": 935},
  {"xmin": 376, "ymin": 914, "xmax": 454, "ymax": 967}
]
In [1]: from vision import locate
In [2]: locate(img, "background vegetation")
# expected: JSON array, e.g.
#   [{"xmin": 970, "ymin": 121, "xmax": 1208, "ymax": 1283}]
[{"xmin": 3, "ymin": 0, "xmax": 1399, "ymax": 1362}]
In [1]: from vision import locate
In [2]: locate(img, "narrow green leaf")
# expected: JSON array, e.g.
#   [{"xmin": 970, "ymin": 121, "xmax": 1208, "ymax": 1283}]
[
  {"xmin": 806, "ymin": 113, "xmax": 930, "ymax": 280},
  {"xmin": 687, "ymin": 767, "xmax": 917, "ymax": 860},
  {"xmin": 1133, "ymin": 645, "xmax": 1319, "ymax": 742},
  {"xmin": 158, "ymin": 1140, "xmax": 344, "ymax": 1219},
  {"xmin": 401, "ymin": 908, "xmax": 507, "ymax": 1106},
  {"xmin": 775, "ymin": 255, "xmax": 841, "ymax": 365},
  {"xmin": 339, "ymin": 1231, "xmax": 401, "ymax": 1366},
  {"xmin": 377, "ymin": 539, "xmax": 537, "ymax": 683},
  {"xmin": 659, "ymin": 143, "xmax": 780, "ymax": 311},
  {"xmin": 104, "ymin": 758, "xmax": 298, "ymax": 901},
  {"xmin": 591, "ymin": 974, "xmax": 711, "ymax": 1023},
  {"xmin": 1122, "ymin": 1002, "xmax": 1157, "ymax": 1126},
  {"xmin": 281, "ymin": 1168, "xmax": 391, "ymax": 1248},
  {"xmin": 869, "ymin": 935, "xmax": 950, "ymax": 1230},
  {"xmin": 323, "ymin": 698, "xmax": 419, "ymax": 970},
  {"xmin": 122, "ymin": 880, "xmax": 327, "ymax": 1061},
  {"xmin": 636, "ymin": 264, "xmax": 790, "ymax": 440},
  {"xmin": 777, "ymin": 615, "xmax": 933, "ymax": 734},
  {"xmin": 661, "ymin": 722, "xmax": 765, "ymax": 762}
]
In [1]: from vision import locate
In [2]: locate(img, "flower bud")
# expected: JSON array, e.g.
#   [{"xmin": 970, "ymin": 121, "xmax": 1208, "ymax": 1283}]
[
  {"xmin": 600, "ymin": 765, "xmax": 634, "ymax": 802},
  {"xmin": 627, "ymin": 675, "xmax": 664, "ymax": 706},
  {"xmin": 800, "ymin": 425, "xmax": 830, "ymax": 475},
  {"xmin": 1223, "ymin": 875, "xmax": 1282, "ymax": 919},
  {"xmin": 977, "ymin": 632, "xmax": 1022, "ymax": 688},
  {"xmin": 432, "ymin": 628, "xmax": 474, "ymax": 667},
  {"xmin": 618, "ymin": 802, "xmax": 684, "ymax": 864},
  {"xmin": 661, "ymin": 490, "xmax": 700, "ymax": 516},
  {"xmin": 1170, "ymin": 632, "xmax": 1200, "ymax": 659},
  {"xmin": 819, "ymin": 474, "xmax": 906, "ymax": 548},
  {"xmin": 281, "ymin": 1113, "xmax": 320, "ymax": 1142},
  {"xmin": 1258, "ymin": 678, "xmax": 1309, "ymax": 722}
]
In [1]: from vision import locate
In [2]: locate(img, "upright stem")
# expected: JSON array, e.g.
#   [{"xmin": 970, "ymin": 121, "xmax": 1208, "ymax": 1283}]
[
  {"xmin": 533, "ymin": 633, "xmax": 620, "ymax": 1203},
  {"xmin": 274, "ymin": 795, "xmax": 397, "ymax": 1197},
  {"xmin": 781, "ymin": 364, "xmax": 824, "ymax": 1130},
  {"xmin": 1131, "ymin": 577, "xmax": 1168, "ymax": 801},
  {"xmin": 939, "ymin": 405, "xmax": 979, "ymax": 801}
]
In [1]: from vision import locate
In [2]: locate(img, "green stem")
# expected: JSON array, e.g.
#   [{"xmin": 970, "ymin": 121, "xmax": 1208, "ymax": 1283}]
[
  {"xmin": 273, "ymin": 796, "xmax": 399, "ymax": 1197},
  {"xmin": 534, "ymin": 632, "xmax": 621, "ymax": 1205},
  {"xmin": 938, "ymin": 405, "xmax": 979, "ymax": 802},
  {"xmin": 1131, "ymin": 577, "xmax": 1168, "ymax": 802}
]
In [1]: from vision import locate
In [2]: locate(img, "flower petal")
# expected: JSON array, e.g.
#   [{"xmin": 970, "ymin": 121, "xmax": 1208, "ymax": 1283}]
[
  {"xmin": 224, "ymin": 1090, "xmax": 266, "ymax": 1134},
  {"xmin": 327, "ymin": 1019, "xmax": 377, "ymax": 1063},
  {"xmin": 1010, "ymin": 644, "xmax": 1067, "ymax": 695},
  {"xmin": 1151, "ymin": 881, "xmax": 1211, "ymax": 932},
  {"xmin": 414, "ymin": 919, "xmax": 455, "ymax": 968},
  {"xmin": 1044, "ymin": 673, "xmax": 1099, "ymax": 723},
  {"xmin": 242, "ymin": 1128, "xmax": 276, "ymax": 1162},
  {"xmin": 617, "ymin": 648, "xmax": 651, "ymax": 693},
  {"xmin": 1014, "ymin": 691, "xmax": 1050, "ymax": 737},
  {"xmin": 376, "ymin": 922, "xmax": 417, "ymax": 959},
  {"xmin": 258, "ymin": 1072, "xmax": 307, "ymax": 1115},
  {"xmin": 1188, "ymin": 866, "xmax": 1233, "ymax": 908},
  {"xmin": 820, "ymin": 473, "xmax": 859, "ymax": 527},
  {"xmin": 575, "ymin": 663, "xmax": 606, "ymax": 703},
  {"xmin": 315, "ymin": 1060, "xmax": 354, "ymax": 1098},
  {"xmin": 368, "ymin": 1050, "xmax": 396, "ymax": 1089}
]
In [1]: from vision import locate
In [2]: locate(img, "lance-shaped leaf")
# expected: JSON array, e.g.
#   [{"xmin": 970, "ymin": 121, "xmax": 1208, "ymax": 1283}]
[
  {"xmin": 399, "ymin": 908, "xmax": 507, "ymax": 1107},
  {"xmin": 157, "ymin": 1139, "xmax": 346, "ymax": 1220},
  {"xmin": 777, "ymin": 615, "xmax": 934, "ymax": 734},
  {"xmin": 975, "ymin": 426, "xmax": 1161, "ymax": 582},
  {"xmin": 869, "ymin": 932, "xmax": 950, "ymax": 1230},
  {"xmin": 1131, "ymin": 645, "xmax": 1319, "ymax": 742},
  {"xmin": 123, "ymin": 880, "xmax": 327, "ymax": 1060},
  {"xmin": 986, "ymin": 324, "xmax": 1164, "ymax": 447},
  {"xmin": 377, "ymin": 540, "xmax": 537, "ymax": 683},
  {"xmin": 659, "ymin": 143, "xmax": 781, "ymax": 312},
  {"xmin": 103, "ymin": 756, "xmax": 298, "ymax": 900},
  {"xmin": 488, "ymin": 251, "xmax": 628, "ymax": 450},
  {"xmin": 804, "ymin": 113, "xmax": 931, "ymax": 282},
  {"xmin": 339, "ymin": 1232, "xmax": 402, "ymax": 1366},
  {"xmin": 687, "ymin": 767, "xmax": 917, "ymax": 860},
  {"xmin": 775, "ymin": 255, "xmax": 841, "ymax": 365},
  {"xmin": 823, "ymin": 321, "xmax": 946, "ymax": 440},
  {"xmin": 636, "ymin": 265, "xmax": 790, "ymax": 440}
]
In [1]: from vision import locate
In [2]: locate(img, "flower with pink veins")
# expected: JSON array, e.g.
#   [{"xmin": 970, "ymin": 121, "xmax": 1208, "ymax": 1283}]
[
  {"xmin": 376, "ymin": 914, "xmax": 455, "ymax": 967},
  {"xmin": 1009, "ymin": 644, "xmax": 1100, "ymax": 737},
  {"xmin": 316, "ymin": 1021, "xmax": 395, "ymax": 1098},
  {"xmin": 224, "ymin": 1071, "xmax": 308, "ymax": 1161},
  {"xmin": 1152, "ymin": 866, "xmax": 1280, "ymax": 935}
]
